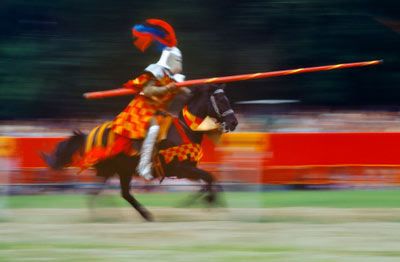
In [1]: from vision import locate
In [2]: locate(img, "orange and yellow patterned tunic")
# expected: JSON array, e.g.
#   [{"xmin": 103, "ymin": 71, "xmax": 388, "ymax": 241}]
[
  {"xmin": 76, "ymin": 71, "xmax": 177, "ymax": 170},
  {"xmin": 111, "ymin": 72, "xmax": 175, "ymax": 139}
]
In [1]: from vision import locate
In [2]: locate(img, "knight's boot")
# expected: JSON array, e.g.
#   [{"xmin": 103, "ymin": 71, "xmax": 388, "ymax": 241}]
[{"xmin": 137, "ymin": 125, "xmax": 160, "ymax": 180}]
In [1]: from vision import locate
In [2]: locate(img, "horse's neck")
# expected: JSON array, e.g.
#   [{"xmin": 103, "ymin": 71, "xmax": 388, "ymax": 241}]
[{"xmin": 177, "ymin": 107, "xmax": 204, "ymax": 145}]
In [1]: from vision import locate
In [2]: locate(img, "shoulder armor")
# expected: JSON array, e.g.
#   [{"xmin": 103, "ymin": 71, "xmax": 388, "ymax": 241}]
[{"xmin": 144, "ymin": 64, "xmax": 166, "ymax": 80}]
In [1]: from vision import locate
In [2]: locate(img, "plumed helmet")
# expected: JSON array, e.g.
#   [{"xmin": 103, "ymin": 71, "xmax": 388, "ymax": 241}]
[{"xmin": 131, "ymin": 19, "xmax": 178, "ymax": 52}]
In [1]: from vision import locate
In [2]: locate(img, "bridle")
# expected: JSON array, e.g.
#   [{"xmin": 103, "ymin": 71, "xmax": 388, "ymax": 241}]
[{"xmin": 209, "ymin": 88, "xmax": 235, "ymax": 132}]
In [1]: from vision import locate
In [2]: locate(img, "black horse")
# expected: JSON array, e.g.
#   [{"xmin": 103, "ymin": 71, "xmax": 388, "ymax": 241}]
[{"xmin": 42, "ymin": 84, "xmax": 238, "ymax": 221}]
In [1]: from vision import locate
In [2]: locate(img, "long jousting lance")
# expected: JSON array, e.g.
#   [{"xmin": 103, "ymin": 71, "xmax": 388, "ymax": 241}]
[{"xmin": 83, "ymin": 59, "xmax": 382, "ymax": 99}]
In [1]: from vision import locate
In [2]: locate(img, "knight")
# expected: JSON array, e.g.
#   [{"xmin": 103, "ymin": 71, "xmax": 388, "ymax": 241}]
[{"xmin": 111, "ymin": 19, "xmax": 188, "ymax": 180}]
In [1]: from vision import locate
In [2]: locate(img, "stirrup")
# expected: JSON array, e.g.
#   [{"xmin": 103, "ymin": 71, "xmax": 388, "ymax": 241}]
[{"xmin": 137, "ymin": 162, "xmax": 154, "ymax": 180}]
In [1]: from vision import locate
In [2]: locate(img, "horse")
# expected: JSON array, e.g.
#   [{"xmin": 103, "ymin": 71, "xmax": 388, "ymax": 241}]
[{"xmin": 41, "ymin": 84, "xmax": 238, "ymax": 221}]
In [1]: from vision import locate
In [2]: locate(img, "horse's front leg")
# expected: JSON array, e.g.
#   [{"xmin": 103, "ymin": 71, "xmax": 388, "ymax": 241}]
[
  {"xmin": 119, "ymin": 172, "xmax": 154, "ymax": 222},
  {"xmin": 166, "ymin": 161, "xmax": 219, "ymax": 206}
]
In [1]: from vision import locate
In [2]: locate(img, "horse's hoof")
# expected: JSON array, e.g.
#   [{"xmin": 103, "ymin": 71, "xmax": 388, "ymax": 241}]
[
  {"xmin": 204, "ymin": 194, "xmax": 216, "ymax": 205},
  {"xmin": 141, "ymin": 210, "xmax": 154, "ymax": 222}
]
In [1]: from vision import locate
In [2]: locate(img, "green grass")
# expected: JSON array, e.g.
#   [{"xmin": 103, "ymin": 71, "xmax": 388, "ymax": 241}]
[
  {"xmin": 3, "ymin": 189, "xmax": 400, "ymax": 209},
  {"xmin": 0, "ymin": 241, "xmax": 302, "ymax": 262},
  {"xmin": 2, "ymin": 190, "xmax": 400, "ymax": 262}
]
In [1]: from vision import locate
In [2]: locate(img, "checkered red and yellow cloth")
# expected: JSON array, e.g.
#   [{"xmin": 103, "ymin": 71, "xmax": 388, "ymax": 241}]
[
  {"xmin": 72, "ymin": 122, "xmax": 138, "ymax": 171},
  {"xmin": 159, "ymin": 143, "xmax": 203, "ymax": 164},
  {"xmin": 182, "ymin": 105, "xmax": 204, "ymax": 130},
  {"xmin": 112, "ymin": 73, "xmax": 175, "ymax": 139},
  {"xmin": 122, "ymin": 73, "xmax": 151, "ymax": 93},
  {"xmin": 112, "ymin": 96, "xmax": 157, "ymax": 139}
]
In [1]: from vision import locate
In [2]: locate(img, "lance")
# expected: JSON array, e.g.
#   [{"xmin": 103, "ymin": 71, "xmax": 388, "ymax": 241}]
[{"xmin": 83, "ymin": 59, "xmax": 382, "ymax": 99}]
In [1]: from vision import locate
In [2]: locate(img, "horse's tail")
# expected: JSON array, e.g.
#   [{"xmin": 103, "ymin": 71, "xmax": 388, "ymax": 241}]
[{"xmin": 41, "ymin": 130, "xmax": 86, "ymax": 170}]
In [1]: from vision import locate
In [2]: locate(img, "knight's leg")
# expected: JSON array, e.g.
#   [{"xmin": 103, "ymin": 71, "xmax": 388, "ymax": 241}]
[{"xmin": 137, "ymin": 118, "xmax": 160, "ymax": 180}]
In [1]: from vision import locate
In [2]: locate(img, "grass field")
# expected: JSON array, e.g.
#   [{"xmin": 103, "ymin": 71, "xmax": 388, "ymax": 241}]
[
  {"xmin": 1, "ymin": 189, "xmax": 400, "ymax": 261},
  {"xmin": 5, "ymin": 189, "xmax": 400, "ymax": 209}
]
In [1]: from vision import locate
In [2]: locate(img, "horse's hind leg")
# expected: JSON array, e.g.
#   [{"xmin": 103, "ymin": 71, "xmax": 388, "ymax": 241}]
[
  {"xmin": 87, "ymin": 176, "xmax": 108, "ymax": 210},
  {"xmin": 119, "ymin": 172, "xmax": 154, "ymax": 222},
  {"xmin": 88, "ymin": 164, "xmax": 116, "ymax": 210}
]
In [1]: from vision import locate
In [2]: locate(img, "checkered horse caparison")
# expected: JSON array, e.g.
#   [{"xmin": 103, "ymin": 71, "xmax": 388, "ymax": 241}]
[
  {"xmin": 73, "ymin": 121, "xmax": 138, "ymax": 170},
  {"xmin": 73, "ymin": 84, "xmax": 238, "ymax": 170}
]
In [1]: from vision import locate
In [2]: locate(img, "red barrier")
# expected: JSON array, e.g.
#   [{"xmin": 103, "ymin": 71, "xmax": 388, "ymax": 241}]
[
  {"xmin": 15, "ymin": 137, "xmax": 63, "ymax": 168},
  {"xmin": 263, "ymin": 133, "xmax": 400, "ymax": 185},
  {"xmin": 5, "ymin": 132, "xmax": 400, "ymax": 186},
  {"xmin": 268, "ymin": 133, "xmax": 400, "ymax": 166},
  {"xmin": 5, "ymin": 137, "xmax": 98, "ymax": 184}
]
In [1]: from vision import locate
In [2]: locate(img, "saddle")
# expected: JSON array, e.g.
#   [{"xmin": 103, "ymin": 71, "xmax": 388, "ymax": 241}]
[{"xmin": 153, "ymin": 113, "xmax": 223, "ymax": 180}]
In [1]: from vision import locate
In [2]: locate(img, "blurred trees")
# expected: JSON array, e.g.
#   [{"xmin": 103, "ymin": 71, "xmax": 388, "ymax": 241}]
[{"xmin": 0, "ymin": 0, "xmax": 399, "ymax": 119}]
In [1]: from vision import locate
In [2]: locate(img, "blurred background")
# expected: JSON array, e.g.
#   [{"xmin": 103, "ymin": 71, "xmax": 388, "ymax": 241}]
[
  {"xmin": 1, "ymin": 1, "xmax": 400, "ymax": 261},
  {"xmin": 0, "ymin": 0, "xmax": 399, "ymax": 120},
  {"xmin": 1, "ymin": 0, "xmax": 400, "ymax": 185}
]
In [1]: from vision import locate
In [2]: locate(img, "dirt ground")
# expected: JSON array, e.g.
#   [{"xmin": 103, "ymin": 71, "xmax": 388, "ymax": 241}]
[{"xmin": 1, "ymin": 207, "xmax": 400, "ymax": 261}]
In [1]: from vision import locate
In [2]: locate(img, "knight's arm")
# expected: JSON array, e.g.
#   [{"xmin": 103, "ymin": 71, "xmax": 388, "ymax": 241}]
[
  {"xmin": 142, "ymin": 81, "xmax": 175, "ymax": 97},
  {"xmin": 179, "ymin": 87, "xmax": 191, "ymax": 95},
  {"xmin": 172, "ymin": 73, "xmax": 190, "ymax": 95},
  {"xmin": 141, "ymin": 64, "xmax": 188, "ymax": 97},
  {"xmin": 122, "ymin": 73, "xmax": 152, "ymax": 93}
]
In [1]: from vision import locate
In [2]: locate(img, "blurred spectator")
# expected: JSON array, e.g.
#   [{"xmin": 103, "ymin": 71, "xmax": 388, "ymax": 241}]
[{"xmin": 3, "ymin": 110, "xmax": 400, "ymax": 136}]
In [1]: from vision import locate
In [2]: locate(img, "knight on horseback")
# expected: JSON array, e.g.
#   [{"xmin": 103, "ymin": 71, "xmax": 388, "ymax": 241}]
[{"xmin": 111, "ymin": 19, "xmax": 188, "ymax": 180}]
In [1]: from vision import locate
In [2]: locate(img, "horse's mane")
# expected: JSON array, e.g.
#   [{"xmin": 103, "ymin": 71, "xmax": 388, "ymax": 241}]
[{"xmin": 184, "ymin": 85, "xmax": 212, "ymax": 108}]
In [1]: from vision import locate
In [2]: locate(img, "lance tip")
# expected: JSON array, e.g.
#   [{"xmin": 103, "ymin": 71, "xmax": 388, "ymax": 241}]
[{"xmin": 83, "ymin": 92, "xmax": 96, "ymax": 99}]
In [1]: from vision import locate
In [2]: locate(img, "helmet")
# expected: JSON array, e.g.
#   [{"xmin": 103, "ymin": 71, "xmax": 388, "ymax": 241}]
[
  {"xmin": 132, "ymin": 19, "xmax": 183, "ymax": 74},
  {"xmin": 156, "ymin": 47, "xmax": 182, "ymax": 74}
]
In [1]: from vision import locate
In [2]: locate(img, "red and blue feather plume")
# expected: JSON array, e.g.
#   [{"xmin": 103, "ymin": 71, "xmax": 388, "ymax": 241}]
[{"xmin": 132, "ymin": 19, "xmax": 177, "ymax": 52}]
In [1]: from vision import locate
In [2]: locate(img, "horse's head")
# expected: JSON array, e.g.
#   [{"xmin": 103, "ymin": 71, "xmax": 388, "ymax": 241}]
[{"xmin": 186, "ymin": 84, "xmax": 238, "ymax": 132}]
